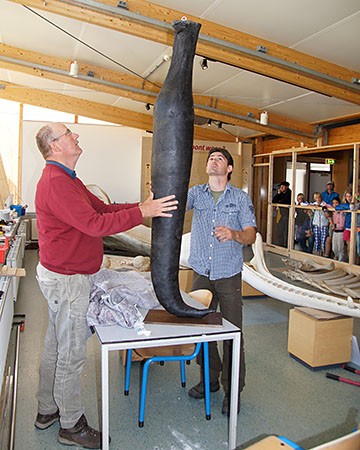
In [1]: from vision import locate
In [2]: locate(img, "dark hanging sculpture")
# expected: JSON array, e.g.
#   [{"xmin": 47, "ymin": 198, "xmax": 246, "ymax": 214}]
[{"xmin": 151, "ymin": 19, "xmax": 213, "ymax": 318}]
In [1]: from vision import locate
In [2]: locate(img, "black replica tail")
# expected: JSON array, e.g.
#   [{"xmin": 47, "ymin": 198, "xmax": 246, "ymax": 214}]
[{"xmin": 151, "ymin": 20, "xmax": 213, "ymax": 318}]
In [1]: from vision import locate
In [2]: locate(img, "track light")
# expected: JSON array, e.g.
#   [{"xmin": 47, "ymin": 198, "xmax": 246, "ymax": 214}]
[
  {"xmin": 217, "ymin": 121, "xmax": 223, "ymax": 129},
  {"xmin": 145, "ymin": 103, "xmax": 151, "ymax": 111},
  {"xmin": 207, "ymin": 119, "xmax": 212, "ymax": 126},
  {"xmin": 200, "ymin": 58, "xmax": 208, "ymax": 70}
]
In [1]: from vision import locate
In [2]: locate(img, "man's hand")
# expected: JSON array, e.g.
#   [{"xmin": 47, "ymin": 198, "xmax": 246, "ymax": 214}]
[
  {"xmin": 139, "ymin": 192, "xmax": 178, "ymax": 218},
  {"xmin": 214, "ymin": 226, "xmax": 256, "ymax": 245},
  {"xmin": 214, "ymin": 226, "xmax": 234, "ymax": 242}
]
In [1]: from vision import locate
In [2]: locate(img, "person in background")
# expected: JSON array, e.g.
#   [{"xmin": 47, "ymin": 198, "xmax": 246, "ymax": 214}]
[
  {"xmin": 294, "ymin": 193, "xmax": 312, "ymax": 253},
  {"xmin": 330, "ymin": 196, "xmax": 346, "ymax": 261},
  {"xmin": 186, "ymin": 147, "xmax": 256, "ymax": 416},
  {"xmin": 311, "ymin": 192, "xmax": 329, "ymax": 257},
  {"xmin": 34, "ymin": 123, "xmax": 178, "ymax": 449},
  {"xmin": 322, "ymin": 181, "xmax": 339, "ymax": 205},
  {"xmin": 272, "ymin": 181, "xmax": 291, "ymax": 247},
  {"xmin": 334, "ymin": 190, "xmax": 354, "ymax": 262}
]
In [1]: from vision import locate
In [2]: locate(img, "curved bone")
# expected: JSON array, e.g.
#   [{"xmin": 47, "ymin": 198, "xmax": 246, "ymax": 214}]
[{"xmin": 244, "ymin": 233, "xmax": 360, "ymax": 318}]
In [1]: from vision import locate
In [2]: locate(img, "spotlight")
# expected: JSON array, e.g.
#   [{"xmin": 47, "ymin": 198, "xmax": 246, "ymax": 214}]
[
  {"xmin": 145, "ymin": 103, "xmax": 151, "ymax": 111},
  {"xmin": 200, "ymin": 58, "xmax": 208, "ymax": 70},
  {"xmin": 217, "ymin": 121, "xmax": 223, "ymax": 129},
  {"xmin": 207, "ymin": 119, "xmax": 212, "ymax": 126}
]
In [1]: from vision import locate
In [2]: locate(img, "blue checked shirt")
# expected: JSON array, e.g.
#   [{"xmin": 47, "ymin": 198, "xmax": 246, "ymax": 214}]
[{"xmin": 187, "ymin": 182, "xmax": 257, "ymax": 280}]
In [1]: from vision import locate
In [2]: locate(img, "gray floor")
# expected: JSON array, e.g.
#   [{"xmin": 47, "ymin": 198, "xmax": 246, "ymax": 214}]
[{"xmin": 10, "ymin": 249, "xmax": 360, "ymax": 450}]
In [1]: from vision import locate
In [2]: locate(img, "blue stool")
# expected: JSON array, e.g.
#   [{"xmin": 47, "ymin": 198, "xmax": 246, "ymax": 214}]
[{"xmin": 124, "ymin": 341, "xmax": 211, "ymax": 427}]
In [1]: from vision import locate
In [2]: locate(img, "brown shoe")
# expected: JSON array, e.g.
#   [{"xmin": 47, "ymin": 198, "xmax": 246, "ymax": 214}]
[
  {"xmin": 34, "ymin": 410, "xmax": 60, "ymax": 429},
  {"xmin": 58, "ymin": 414, "xmax": 102, "ymax": 449},
  {"xmin": 188, "ymin": 381, "xmax": 220, "ymax": 399}
]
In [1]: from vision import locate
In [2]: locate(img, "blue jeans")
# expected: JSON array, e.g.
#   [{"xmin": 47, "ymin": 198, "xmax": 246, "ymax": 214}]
[{"xmin": 36, "ymin": 263, "xmax": 92, "ymax": 428}]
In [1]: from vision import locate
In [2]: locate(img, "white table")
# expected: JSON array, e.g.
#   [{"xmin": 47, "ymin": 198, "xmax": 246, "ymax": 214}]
[{"xmin": 95, "ymin": 316, "xmax": 241, "ymax": 450}]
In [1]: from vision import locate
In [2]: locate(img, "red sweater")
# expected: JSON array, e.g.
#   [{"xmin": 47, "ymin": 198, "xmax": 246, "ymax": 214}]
[{"xmin": 35, "ymin": 164, "xmax": 143, "ymax": 275}]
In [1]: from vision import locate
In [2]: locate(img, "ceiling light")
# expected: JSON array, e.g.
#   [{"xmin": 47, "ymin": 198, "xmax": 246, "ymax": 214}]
[
  {"xmin": 69, "ymin": 60, "xmax": 79, "ymax": 77},
  {"xmin": 145, "ymin": 103, "xmax": 151, "ymax": 111},
  {"xmin": 259, "ymin": 111, "xmax": 268, "ymax": 126},
  {"xmin": 200, "ymin": 58, "xmax": 208, "ymax": 70},
  {"xmin": 207, "ymin": 119, "xmax": 212, "ymax": 126}
]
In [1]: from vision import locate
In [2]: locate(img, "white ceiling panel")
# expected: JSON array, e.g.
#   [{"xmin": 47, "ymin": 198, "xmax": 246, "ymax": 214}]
[
  {"xmin": 269, "ymin": 93, "xmax": 360, "ymax": 123},
  {"xmin": 60, "ymin": 83, "xmax": 120, "ymax": 105},
  {"xmin": 0, "ymin": 2, "xmax": 83, "ymax": 58},
  {"xmin": 293, "ymin": 12, "xmax": 360, "ymax": 71},
  {"xmin": 197, "ymin": 0, "xmax": 360, "ymax": 47},
  {"xmin": 0, "ymin": 69, "xmax": 10, "ymax": 82},
  {"xmin": 201, "ymin": 71, "xmax": 310, "ymax": 109},
  {"xmin": 75, "ymin": 22, "xmax": 169, "ymax": 75},
  {"xmin": 192, "ymin": 56, "xmax": 243, "ymax": 94}
]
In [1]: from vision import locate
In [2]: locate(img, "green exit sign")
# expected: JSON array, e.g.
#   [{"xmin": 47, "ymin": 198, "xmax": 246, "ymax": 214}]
[{"xmin": 325, "ymin": 158, "xmax": 336, "ymax": 165}]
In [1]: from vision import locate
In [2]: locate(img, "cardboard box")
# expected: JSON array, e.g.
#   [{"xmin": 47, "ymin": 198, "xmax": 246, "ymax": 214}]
[
  {"xmin": 244, "ymin": 435, "xmax": 300, "ymax": 449},
  {"xmin": 288, "ymin": 307, "xmax": 353, "ymax": 368},
  {"xmin": 242, "ymin": 280, "xmax": 265, "ymax": 297},
  {"xmin": 245, "ymin": 430, "xmax": 360, "ymax": 449}
]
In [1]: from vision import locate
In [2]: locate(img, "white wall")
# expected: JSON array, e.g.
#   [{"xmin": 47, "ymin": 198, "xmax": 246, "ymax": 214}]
[
  {"xmin": 22, "ymin": 122, "xmax": 148, "ymax": 212},
  {"xmin": 0, "ymin": 99, "xmax": 20, "ymax": 198}
]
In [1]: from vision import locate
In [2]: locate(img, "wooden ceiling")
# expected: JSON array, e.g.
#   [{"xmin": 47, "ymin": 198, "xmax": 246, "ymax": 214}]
[{"xmin": 0, "ymin": 0, "xmax": 360, "ymax": 144}]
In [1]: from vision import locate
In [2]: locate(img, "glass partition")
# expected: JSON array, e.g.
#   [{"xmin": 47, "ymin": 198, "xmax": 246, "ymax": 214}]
[{"xmin": 265, "ymin": 144, "xmax": 359, "ymax": 266}]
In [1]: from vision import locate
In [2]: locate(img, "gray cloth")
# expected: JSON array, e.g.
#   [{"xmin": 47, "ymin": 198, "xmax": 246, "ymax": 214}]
[{"xmin": 87, "ymin": 269, "xmax": 159, "ymax": 328}]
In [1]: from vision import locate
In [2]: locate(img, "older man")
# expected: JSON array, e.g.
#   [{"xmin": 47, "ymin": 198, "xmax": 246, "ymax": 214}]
[{"xmin": 34, "ymin": 123, "xmax": 177, "ymax": 448}]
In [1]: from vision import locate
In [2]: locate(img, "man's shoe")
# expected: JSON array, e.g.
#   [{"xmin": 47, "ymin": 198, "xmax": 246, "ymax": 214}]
[
  {"xmin": 221, "ymin": 395, "xmax": 240, "ymax": 416},
  {"xmin": 58, "ymin": 414, "xmax": 102, "ymax": 449},
  {"xmin": 188, "ymin": 381, "xmax": 220, "ymax": 399},
  {"xmin": 34, "ymin": 410, "xmax": 60, "ymax": 429}
]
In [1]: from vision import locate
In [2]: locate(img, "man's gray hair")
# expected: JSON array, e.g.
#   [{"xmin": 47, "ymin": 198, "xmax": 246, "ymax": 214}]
[{"xmin": 36, "ymin": 124, "xmax": 55, "ymax": 159}]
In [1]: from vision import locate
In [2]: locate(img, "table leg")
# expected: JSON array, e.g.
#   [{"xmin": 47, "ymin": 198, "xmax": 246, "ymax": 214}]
[
  {"xmin": 228, "ymin": 332, "xmax": 241, "ymax": 450},
  {"xmin": 101, "ymin": 345, "xmax": 110, "ymax": 450}
]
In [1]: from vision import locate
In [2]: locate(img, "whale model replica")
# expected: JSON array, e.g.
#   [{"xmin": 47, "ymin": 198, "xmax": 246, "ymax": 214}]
[
  {"xmin": 150, "ymin": 19, "xmax": 213, "ymax": 318},
  {"xmin": 243, "ymin": 233, "xmax": 360, "ymax": 318}
]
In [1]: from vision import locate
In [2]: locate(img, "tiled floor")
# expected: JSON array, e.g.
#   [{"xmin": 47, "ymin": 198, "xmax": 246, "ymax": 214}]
[{"xmin": 9, "ymin": 249, "xmax": 360, "ymax": 450}]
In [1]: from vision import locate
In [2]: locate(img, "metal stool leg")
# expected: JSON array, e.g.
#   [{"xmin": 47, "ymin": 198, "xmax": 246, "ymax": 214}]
[
  {"xmin": 202, "ymin": 342, "xmax": 211, "ymax": 420},
  {"xmin": 137, "ymin": 342, "xmax": 210, "ymax": 427},
  {"xmin": 139, "ymin": 358, "xmax": 152, "ymax": 427},
  {"xmin": 124, "ymin": 349, "xmax": 132, "ymax": 396},
  {"xmin": 180, "ymin": 361, "xmax": 186, "ymax": 387}
]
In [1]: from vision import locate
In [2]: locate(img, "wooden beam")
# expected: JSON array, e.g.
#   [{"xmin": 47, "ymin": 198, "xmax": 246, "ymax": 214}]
[
  {"xmin": 8, "ymin": 0, "xmax": 360, "ymax": 105},
  {"xmin": 0, "ymin": 81, "xmax": 233, "ymax": 141},
  {"xmin": 0, "ymin": 43, "xmax": 316, "ymax": 143}
]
